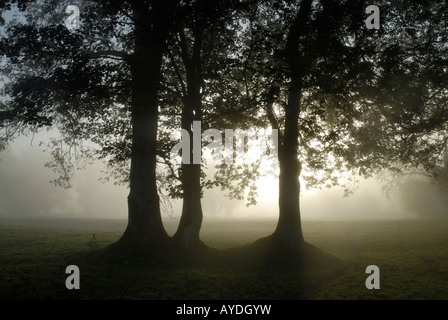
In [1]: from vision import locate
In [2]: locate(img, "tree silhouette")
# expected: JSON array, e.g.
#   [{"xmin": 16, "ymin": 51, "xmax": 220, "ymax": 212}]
[
  {"xmin": 1, "ymin": 0, "xmax": 266, "ymax": 257},
  {"xmin": 1, "ymin": 0, "xmax": 181, "ymax": 254},
  {"xmin": 237, "ymin": 0, "xmax": 447, "ymax": 256},
  {"xmin": 162, "ymin": 0, "xmax": 244, "ymax": 249}
]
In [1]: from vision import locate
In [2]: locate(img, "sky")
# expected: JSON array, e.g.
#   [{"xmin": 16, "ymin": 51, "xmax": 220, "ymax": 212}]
[{"xmin": 0, "ymin": 131, "xmax": 435, "ymax": 222}]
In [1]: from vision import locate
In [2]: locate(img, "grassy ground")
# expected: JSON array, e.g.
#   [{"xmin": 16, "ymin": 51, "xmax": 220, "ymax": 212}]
[{"xmin": 0, "ymin": 218, "xmax": 447, "ymax": 300}]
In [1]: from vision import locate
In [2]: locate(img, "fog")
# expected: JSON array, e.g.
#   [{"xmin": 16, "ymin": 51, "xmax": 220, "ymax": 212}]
[{"xmin": 1, "ymin": 136, "xmax": 446, "ymax": 223}]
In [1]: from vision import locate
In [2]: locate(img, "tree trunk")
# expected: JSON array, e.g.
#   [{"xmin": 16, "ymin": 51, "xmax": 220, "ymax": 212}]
[
  {"xmin": 172, "ymin": 28, "xmax": 205, "ymax": 249},
  {"xmin": 172, "ymin": 94, "xmax": 204, "ymax": 248},
  {"xmin": 173, "ymin": 161, "xmax": 204, "ymax": 248},
  {"xmin": 270, "ymin": 0, "xmax": 312, "ymax": 251},
  {"xmin": 272, "ymin": 78, "xmax": 305, "ymax": 250},
  {"xmin": 115, "ymin": 3, "xmax": 177, "ymax": 252}
]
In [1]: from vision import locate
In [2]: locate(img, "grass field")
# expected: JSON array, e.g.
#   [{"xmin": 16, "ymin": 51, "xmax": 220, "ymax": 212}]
[{"xmin": 0, "ymin": 217, "xmax": 447, "ymax": 300}]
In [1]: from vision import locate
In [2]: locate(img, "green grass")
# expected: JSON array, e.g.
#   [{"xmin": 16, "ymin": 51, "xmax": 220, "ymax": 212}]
[{"xmin": 0, "ymin": 219, "xmax": 447, "ymax": 300}]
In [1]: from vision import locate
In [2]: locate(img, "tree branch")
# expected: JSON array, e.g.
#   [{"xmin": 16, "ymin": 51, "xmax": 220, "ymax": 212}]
[
  {"xmin": 266, "ymin": 101, "xmax": 283, "ymax": 146},
  {"xmin": 158, "ymin": 153, "xmax": 181, "ymax": 182},
  {"xmin": 167, "ymin": 48, "xmax": 187, "ymax": 96}
]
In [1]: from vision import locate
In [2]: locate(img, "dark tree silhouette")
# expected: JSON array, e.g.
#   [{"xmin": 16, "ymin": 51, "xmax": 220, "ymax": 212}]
[
  {"xmin": 163, "ymin": 0, "xmax": 242, "ymax": 249},
  {"xmin": 238, "ymin": 0, "xmax": 447, "ymax": 256},
  {"xmin": 0, "ymin": 0, "xmax": 265, "ymax": 257},
  {"xmin": 1, "ymin": 0, "xmax": 181, "ymax": 254},
  {"xmin": 117, "ymin": 0, "xmax": 180, "ymax": 252}
]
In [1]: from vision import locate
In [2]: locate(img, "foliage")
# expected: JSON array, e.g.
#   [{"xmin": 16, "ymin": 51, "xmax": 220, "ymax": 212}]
[
  {"xmin": 1, "ymin": 0, "xmax": 447, "ymax": 218},
  {"xmin": 0, "ymin": 0, "xmax": 133, "ymax": 184}
]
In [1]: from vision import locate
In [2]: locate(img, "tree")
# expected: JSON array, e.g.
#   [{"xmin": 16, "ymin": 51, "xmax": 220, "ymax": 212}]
[
  {"xmin": 241, "ymin": 0, "xmax": 447, "ymax": 255},
  {"xmin": 1, "ymin": 0, "xmax": 264, "ymax": 256},
  {"xmin": 1, "ymin": 0, "xmax": 181, "ymax": 254},
  {"xmin": 162, "ymin": 0, "xmax": 243, "ymax": 249},
  {"xmin": 1, "ymin": 0, "xmax": 264, "ymax": 255},
  {"xmin": 118, "ymin": 0, "xmax": 181, "ymax": 252},
  {"xmin": 159, "ymin": 0, "xmax": 269, "ymax": 248}
]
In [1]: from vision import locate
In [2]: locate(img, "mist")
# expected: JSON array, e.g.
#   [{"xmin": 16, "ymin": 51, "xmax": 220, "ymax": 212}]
[
  {"xmin": 2, "ymin": 136, "xmax": 445, "ymax": 223},
  {"xmin": 0, "ymin": 137, "xmax": 128, "ymax": 219}
]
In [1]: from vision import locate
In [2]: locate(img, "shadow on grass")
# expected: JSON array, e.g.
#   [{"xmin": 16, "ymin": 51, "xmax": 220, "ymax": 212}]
[
  {"xmin": 61, "ymin": 238, "xmax": 347, "ymax": 299},
  {"xmin": 223, "ymin": 236, "xmax": 344, "ymax": 271}
]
